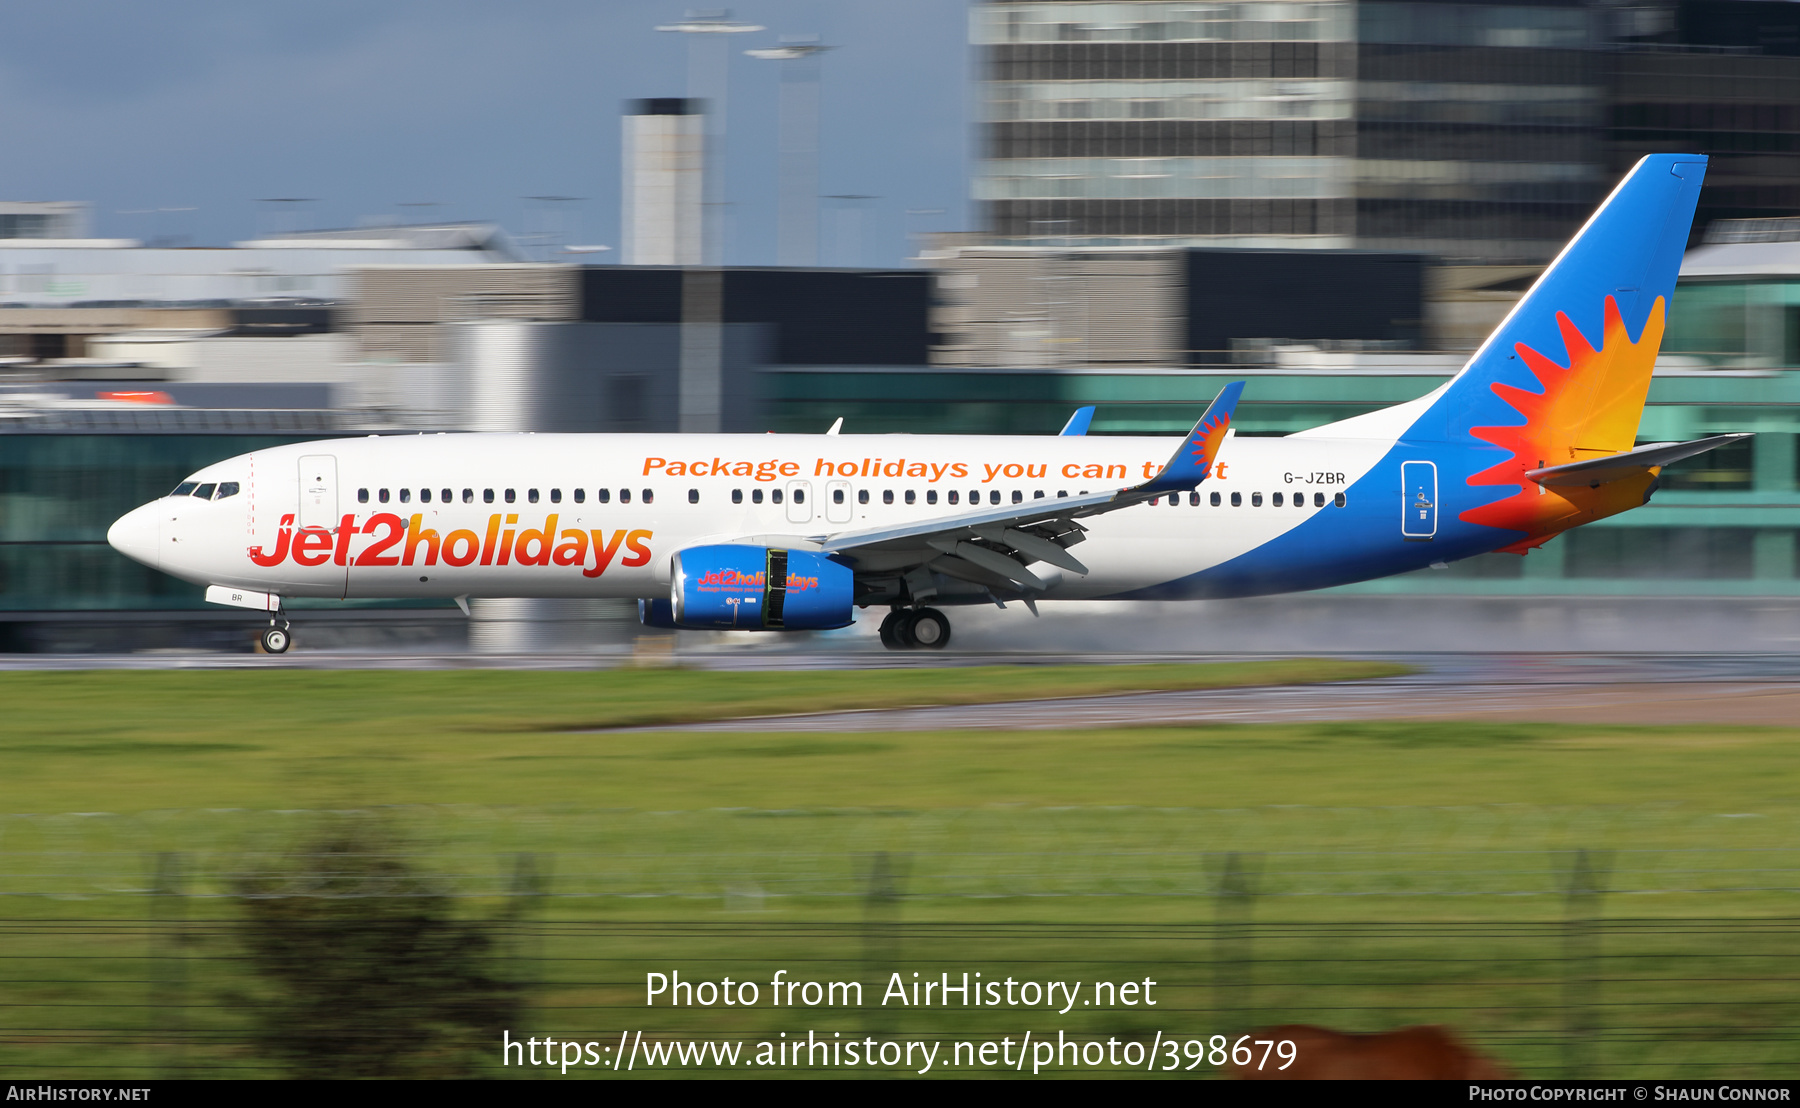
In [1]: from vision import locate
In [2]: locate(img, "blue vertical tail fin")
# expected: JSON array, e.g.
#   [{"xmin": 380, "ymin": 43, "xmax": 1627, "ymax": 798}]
[{"xmin": 1426, "ymin": 154, "xmax": 1707, "ymax": 454}]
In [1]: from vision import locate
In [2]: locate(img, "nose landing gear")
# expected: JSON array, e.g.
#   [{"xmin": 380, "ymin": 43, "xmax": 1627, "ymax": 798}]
[
  {"xmin": 878, "ymin": 607, "xmax": 951, "ymax": 651},
  {"xmin": 259, "ymin": 613, "xmax": 292, "ymax": 654}
]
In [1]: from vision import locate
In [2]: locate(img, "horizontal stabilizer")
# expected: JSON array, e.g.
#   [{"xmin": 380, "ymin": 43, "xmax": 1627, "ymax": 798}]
[{"xmin": 1526, "ymin": 433, "xmax": 1752, "ymax": 488}]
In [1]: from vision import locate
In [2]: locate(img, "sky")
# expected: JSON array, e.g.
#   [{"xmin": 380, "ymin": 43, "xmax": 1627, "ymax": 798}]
[{"xmin": 0, "ymin": 1, "xmax": 974, "ymax": 267}]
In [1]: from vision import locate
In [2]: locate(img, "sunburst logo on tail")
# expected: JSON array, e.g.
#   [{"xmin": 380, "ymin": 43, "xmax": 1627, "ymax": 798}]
[
  {"xmin": 1187, "ymin": 407, "xmax": 1232, "ymax": 469},
  {"xmin": 1459, "ymin": 295, "xmax": 1665, "ymax": 551}
]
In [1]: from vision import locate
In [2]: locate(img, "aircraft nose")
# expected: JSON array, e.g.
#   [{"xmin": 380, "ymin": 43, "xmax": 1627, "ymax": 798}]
[{"xmin": 107, "ymin": 504, "xmax": 161, "ymax": 569}]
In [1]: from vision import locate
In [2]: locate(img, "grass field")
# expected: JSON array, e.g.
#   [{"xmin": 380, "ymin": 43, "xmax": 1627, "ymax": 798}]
[{"xmin": 1, "ymin": 661, "xmax": 1796, "ymax": 1079}]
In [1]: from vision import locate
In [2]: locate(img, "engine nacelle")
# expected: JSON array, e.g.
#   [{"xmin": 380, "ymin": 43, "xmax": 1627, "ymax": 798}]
[{"xmin": 649, "ymin": 545, "xmax": 854, "ymax": 631}]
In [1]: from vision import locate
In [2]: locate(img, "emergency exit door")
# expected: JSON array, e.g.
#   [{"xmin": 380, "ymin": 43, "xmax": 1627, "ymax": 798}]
[{"xmin": 1401, "ymin": 460, "xmax": 1436, "ymax": 541}]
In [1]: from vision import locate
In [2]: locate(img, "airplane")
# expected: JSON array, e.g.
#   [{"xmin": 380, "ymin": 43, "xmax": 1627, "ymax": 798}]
[{"xmin": 107, "ymin": 154, "xmax": 1745, "ymax": 654}]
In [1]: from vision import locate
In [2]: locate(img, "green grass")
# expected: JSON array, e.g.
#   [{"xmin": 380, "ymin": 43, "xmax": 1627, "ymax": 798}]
[{"xmin": 1, "ymin": 663, "xmax": 1798, "ymax": 1079}]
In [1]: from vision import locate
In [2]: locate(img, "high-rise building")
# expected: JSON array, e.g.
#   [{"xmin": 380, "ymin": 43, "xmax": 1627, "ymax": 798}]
[{"xmin": 973, "ymin": 0, "xmax": 1800, "ymax": 264}]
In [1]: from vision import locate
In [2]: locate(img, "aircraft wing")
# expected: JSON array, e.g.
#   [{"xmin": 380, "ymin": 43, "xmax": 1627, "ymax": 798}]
[
  {"xmin": 1525, "ymin": 433, "xmax": 1751, "ymax": 488},
  {"xmin": 817, "ymin": 383, "xmax": 1243, "ymax": 592}
]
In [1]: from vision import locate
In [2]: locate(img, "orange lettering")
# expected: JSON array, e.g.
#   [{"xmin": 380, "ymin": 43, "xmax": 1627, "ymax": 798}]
[
  {"xmin": 552, "ymin": 528, "xmax": 590, "ymax": 567},
  {"xmin": 583, "ymin": 529, "xmax": 627, "ymax": 579},
  {"xmin": 480, "ymin": 515, "xmax": 501, "ymax": 565},
  {"xmin": 402, "ymin": 514, "xmax": 440, "ymax": 566},
  {"xmin": 514, "ymin": 514, "xmax": 556, "ymax": 567},
  {"xmin": 621, "ymin": 529, "xmax": 654, "ymax": 568},
  {"xmin": 248, "ymin": 513, "xmax": 294, "ymax": 567}
]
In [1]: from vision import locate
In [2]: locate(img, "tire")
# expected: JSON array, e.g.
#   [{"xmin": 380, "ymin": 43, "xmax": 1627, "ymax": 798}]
[
  {"xmin": 261, "ymin": 627, "xmax": 291, "ymax": 654},
  {"xmin": 878, "ymin": 609, "xmax": 907, "ymax": 650},
  {"xmin": 908, "ymin": 608, "xmax": 950, "ymax": 649}
]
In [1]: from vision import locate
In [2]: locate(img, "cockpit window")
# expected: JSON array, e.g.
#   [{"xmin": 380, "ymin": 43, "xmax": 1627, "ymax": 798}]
[
  {"xmin": 193, "ymin": 483, "xmax": 217, "ymax": 500},
  {"xmin": 171, "ymin": 482, "xmax": 198, "ymax": 497},
  {"xmin": 215, "ymin": 482, "xmax": 240, "ymax": 499}
]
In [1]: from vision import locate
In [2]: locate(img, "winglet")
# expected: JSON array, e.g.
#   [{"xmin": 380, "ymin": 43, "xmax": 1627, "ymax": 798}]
[
  {"xmin": 1059, "ymin": 406, "xmax": 1096, "ymax": 436},
  {"xmin": 1138, "ymin": 381, "xmax": 1244, "ymax": 495}
]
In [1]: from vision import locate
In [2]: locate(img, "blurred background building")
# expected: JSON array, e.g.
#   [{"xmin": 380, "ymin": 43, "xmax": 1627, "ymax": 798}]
[{"xmin": 4, "ymin": 0, "xmax": 1800, "ymax": 651}]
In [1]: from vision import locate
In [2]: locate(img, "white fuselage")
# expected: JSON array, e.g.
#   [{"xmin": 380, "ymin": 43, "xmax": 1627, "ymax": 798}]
[{"xmin": 109, "ymin": 431, "xmax": 1394, "ymax": 603}]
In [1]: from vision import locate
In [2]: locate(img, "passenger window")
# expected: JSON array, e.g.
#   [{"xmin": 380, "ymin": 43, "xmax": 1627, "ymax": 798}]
[
  {"xmin": 883, "ymin": 490, "xmax": 894, "ymax": 505},
  {"xmin": 505, "ymin": 489, "xmax": 516, "ymax": 504},
  {"xmin": 772, "ymin": 489, "xmax": 783, "ymax": 504},
  {"xmin": 688, "ymin": 488, "xmax": 699, "ymax": 504},
  {"xmin": 792, "ymin": 488, "xmax": 802, "ymax": 504},
  {"xmin": 990, "ymin": 491, "xmax": 1001, "ymax": 505},
  {"xmin": 483, "ymin": 489, "xmax": 495, "ymax": 504},
  {"xmin": 1168, "ymin": 495, "xmax": 1178, "ymax": 507},
  {"xmin": 1034, "ymin": 490, "xmax": 1045, "ymax": 499},
  {"xmin": 733, "ymin": 489, "xmax": 743, "ymax": 504},
  {"xmin": 1189, "ymin": 492, "xmax": 1199, "ymax": 506},
  {"xmin": 216, "ymin": 482, "xmax": 240, "ymax": 499},
  {"xmin": 905, "ymin": 490, "xmax": 916, "ymax": 505},
  {"xmin": 1211, "ymin": 491, "xmax": 1221, "ymax": 507},
  {"xmin": 442, "ymin": 489, "xmax": 452, "ymax": 503},
  {"xmin": 1057, "ymin": 490, "xmax": 1068, "ymax": 498},
  {"xmin": 1313, "ymin": 492, "xmax": 1324, "ymax": 507},
  {"xmin": 194, "ymin": 483, "xmax": 217, "ymax": 500},
  {"xmin": 643, "ymin": 489, "xmax": 653, "ymax": 504},
  {"xmin": 752, "ymin": 489, "xmax": 763, "ymax": 504},
  {"xmin": 1296, "ymin": 495, "xmax": 1306, "ymax": 509},
  {"xmin": 357, "ymin": 488, "xmax": 369, "ymax": 504},
  {"xmin": 1272, "ymin": 492, "xmax": 1283, "ymax": 507},
  {"xmin": 1335, "ymin": 492, "xmax": 1347, "ymax": 508},
  {"xmin": 1011, "ymin": 491, "xmax": 1021, "ymax": 504},
  {"xmin": 972, "ymin": 490, "xmax": 981, "ymax": 504},
  {"xmin": 463, "ymin": 489, "xmax": 473, "ymax": 504},
  {"xmin": 858, "ymin": 489, "xmax": 869, "ymax": 505},
  {"xmin": 573, "ymin": 489, "xmax": 585, "ymax": 504},
  {"xmin": 1230, "ymin": 492, "xmax": 1242, "ymax": 507},
  {"xmin": 550, "ymin": 489, "xmax": 561, "ymax": 504},
  {"xmin": 420, "ymin": 489, "xmax": 431, "ymax": 504},
  {"xmin": 172, "ymin": 482, "xmax": 198, "ymax": 497},
  {"xmin": 948, "ymin": 490, "xmax": 960, "ymax": 505},
  {"xmin": 927, "ymin": 490, "xmax": 938, "ymax": 505},
  {"xmin": 528, "ymin": 489, "xmax": 539, "ymax": 504},
  {"xmin": 832, "ymin": 489, "xmax": 844, "ymax": 505},
  {"xmin": 620, "ymin": 488, "xmax": 631, "ymax": 503},
  {"xmin": 400, "ymin": 488, "xmax": 412, "ymax": 503},
  {"xmin": 1251, "ymin": 492, "xmax": 1263, "ymax": 507},
  {"xmin": 597, "ymin": 488, "xmax": 610, "ymax": 504},
  {"xmin": 379, "ymin": 489, "xmax": 391, "ymax": 504}
]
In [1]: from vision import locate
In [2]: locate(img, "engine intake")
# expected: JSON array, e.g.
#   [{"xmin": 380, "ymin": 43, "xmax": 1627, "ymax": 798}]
[{"xmin": 650, "ymin": 544, "xmax": 853, "ymax": 631}]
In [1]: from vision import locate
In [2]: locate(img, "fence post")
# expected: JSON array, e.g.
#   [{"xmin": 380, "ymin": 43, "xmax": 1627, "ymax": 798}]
[
  {"xmin": 1562, "ymin": 848, "xmax": 1610, "ymax": 1079},
  {"xmin": 505, "ymin": 852, "xmax": 550, "ymax": 996},
  {"xmin": 149, "ymin": 852, "xmax": 187, "ymax": 1078},
  {"xmin": 1211, "ymin": 852, "xmax": 1258, "ymax": 1037},
  {"xmin": 862, "ymin": 851, "xmax": 906, "ymax": 1034}
]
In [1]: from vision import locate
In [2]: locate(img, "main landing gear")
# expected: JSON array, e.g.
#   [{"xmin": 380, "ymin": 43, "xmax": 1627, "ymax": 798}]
[
  {"xmin": 259, "ymin": 613, "xmax": 292, "ymax": 654},
  {"xmin": 878, "ymin": 607, "xmax": 951, "ymax": 651}
]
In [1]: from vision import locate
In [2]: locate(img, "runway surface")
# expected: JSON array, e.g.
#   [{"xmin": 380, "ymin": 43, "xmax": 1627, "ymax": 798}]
[{"xmin": 5, "ymin": 649, "xmax": 1800, "ymax": 727}]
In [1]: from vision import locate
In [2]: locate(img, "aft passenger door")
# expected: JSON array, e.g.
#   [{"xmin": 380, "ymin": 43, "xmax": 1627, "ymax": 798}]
[{"xmin": 1401, "ymin": 460, "xmax": 1436, "ymax": 541}]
